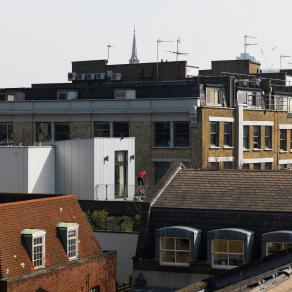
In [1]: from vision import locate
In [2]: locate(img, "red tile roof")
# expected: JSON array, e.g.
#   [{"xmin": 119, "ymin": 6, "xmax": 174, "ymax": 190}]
[{"xmin": 0, "ymin": 194, "xmax": 101, "ymax": 279}]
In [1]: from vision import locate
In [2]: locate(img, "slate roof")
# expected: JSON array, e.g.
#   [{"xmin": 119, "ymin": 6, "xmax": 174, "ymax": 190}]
[
  {"xmin": 153, "ymin": 169, "xmax": 292, "ymax": 212},
  {"xmin": 0, "ymin": 194, "xmax": 101, "ymax": 280}
]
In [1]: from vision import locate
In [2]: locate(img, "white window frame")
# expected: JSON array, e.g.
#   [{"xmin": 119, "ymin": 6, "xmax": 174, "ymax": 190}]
[
  {"xmin": 266, "ymin": 241, "xmax": 292, "ymax": 256},
  {"xmin": 211, "ymin": 239, "xmax": 244, "ymax": 270},
  {"xmin": 67, "ymin": 226, "xmax": 79, "ymax": 260},
  {"xmin": 159, "ymin": 236, "xmax": 191, "ymax": 267},
  {"xmin": 32, "ymin": 233, "xmax": 46, "ymax": 270}
]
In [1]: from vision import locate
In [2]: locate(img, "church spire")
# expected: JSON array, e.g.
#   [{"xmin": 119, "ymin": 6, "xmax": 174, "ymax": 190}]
[{"xmin": 129, "ymin": 27, "xmax": 139, "ymax": 64}]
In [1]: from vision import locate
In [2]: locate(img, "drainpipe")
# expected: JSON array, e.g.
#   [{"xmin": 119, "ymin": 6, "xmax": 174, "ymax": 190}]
[{"xmin": 236, "ymin": 104, "xmax": 244, "ymax": 169}]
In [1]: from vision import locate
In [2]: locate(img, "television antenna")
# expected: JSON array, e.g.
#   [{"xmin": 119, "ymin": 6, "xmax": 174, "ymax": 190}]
[
  {"xmin": 107, "ymin": 44, "xmax": 117, "ymax": 62},
  {"xmin": 156, "ymin": 38, "xmax": 173, "ymax": 80},
  {"xmin": 166, "ymin": 38, "xmax": 189, "ymax": 61},
  {"xmin": 244, "ymin": 35, "xmax": 258, "ymax": 57}
]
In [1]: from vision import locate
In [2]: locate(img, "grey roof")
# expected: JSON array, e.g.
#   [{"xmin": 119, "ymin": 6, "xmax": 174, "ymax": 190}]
[{"xmin": 153, "ymin": 169, "xmax": 292, "ymax": 212}]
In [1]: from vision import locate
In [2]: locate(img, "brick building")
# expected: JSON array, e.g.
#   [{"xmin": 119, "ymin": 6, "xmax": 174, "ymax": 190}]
[
  {"xmin": 0, "ymin": 193, "xmax": 116, "ymax": 292},
  {"xmin": 1, "ymin": 58, "xmax": 292, "ymax": 184}
]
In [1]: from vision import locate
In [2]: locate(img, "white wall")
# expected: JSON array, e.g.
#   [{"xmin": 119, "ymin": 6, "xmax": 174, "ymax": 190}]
[
  {"xmin": 27, "ymin": 147, "xmax": 55, "ymax": 193},
  {"xmin": 0, "ymin": 146, "xmax": 54, "ymax": 193},
  {"xmin": 94, "ymin": 138, "xmax": 135, "ymax": 201},
  {"xmin": 0, "ymin": 147, "xmax": 27, "ymax": 192},
  {"xmin": 55, "ymin": 138, "xmax": 135, "ymax": 201}
]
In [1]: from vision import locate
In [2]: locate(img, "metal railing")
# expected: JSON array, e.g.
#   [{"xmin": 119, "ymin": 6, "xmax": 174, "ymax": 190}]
[{"xmin": 94, "ymin": 184, "xmax": 135, "ymax": 201}]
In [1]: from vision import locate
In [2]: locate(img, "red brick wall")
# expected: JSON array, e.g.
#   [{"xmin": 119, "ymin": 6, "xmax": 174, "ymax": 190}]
[{"xmin": 8, "ymin": 253, "xmax": 116, "ymax": 292}]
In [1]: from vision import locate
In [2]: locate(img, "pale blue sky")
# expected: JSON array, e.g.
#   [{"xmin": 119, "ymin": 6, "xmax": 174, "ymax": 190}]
[{"xmin": 0, "ymin": 0, "xmax": 291, "ymax": 87}]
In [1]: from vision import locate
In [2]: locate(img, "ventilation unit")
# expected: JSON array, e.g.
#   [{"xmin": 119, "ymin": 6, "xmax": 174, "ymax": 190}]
[
  {"xmin": 96, "ymin": 73, "xmax": 106, "ymax": 80},
  {"xmin": 68, "ymin": 72, "xmax": 77, "ymax": 81},
  {"xmin": 77, "ymin": 73, "xmax": 86, "ymax": 81},
  {"xmin": 87, "ymin": 73, "xmax": 96, "ymax": 81},
  {"xmin": 111, "ymin": 73, "xmax": 122, "ymax": 81}
]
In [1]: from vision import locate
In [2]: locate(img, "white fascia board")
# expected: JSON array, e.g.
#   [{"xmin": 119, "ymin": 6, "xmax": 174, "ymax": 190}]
[
  {"xmin": 279, "ymin": 124, "xmax": 292, "ymax": 130},
  {"xmin": 209, "ymin": 116, "xmax": 234, "ymax": 122},
  {"xmin": 243, "ymin": 121, "xmax": 274, "ymax": 126},
  {"xmin": 243, "ymin": 158, "xmax": 274, "ymax": 163},
  {"xmin": 208, "ymin": 157, "xmax": 234, "ymax": 162},
  {"xmin": 279, "ymin": 159, "xmax": 292, "ymax": 164}
]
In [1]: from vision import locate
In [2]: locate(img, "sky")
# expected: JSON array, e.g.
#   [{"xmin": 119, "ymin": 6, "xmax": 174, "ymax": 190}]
[{"xmin": 0, "ymin": 0, "xmax": 292, "ymax": 87}]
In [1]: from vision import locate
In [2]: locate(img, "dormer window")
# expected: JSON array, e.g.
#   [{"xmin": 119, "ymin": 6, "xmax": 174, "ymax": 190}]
[
  {"xmin": 21, "ymin": 229, "xmax": 46, "ymax": 270},
  {"xmin": 57, "ymin": 222, "xmax": 79, "ymax": 260}
]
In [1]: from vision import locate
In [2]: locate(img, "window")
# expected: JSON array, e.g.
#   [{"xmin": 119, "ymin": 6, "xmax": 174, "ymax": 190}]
[
  {"xmin": 94, "ymin": 122, "xmax": 110, "ymax": 137},
  {"xmin": 113, "ymin": 122, "xmax": 129, "ymax": 138},
  {"xmin": 223, "ymin": 162, "xmax": 233, "ymax": 169},
  {"xmin": 21, "ymin": 229, "xmax": 46, "ymax": 270},
  {"xmin": 154, "ymin": 161, "xmax": 171, "ymax": 184},
  {"xmin": 279, "ymin": 164, "xmax": 288, "ymax": 170},
  {"xmin": 115, "ymin": 151, "xmax": 128, "ymax": 199},
  {"xmin": 173, "ymin": 122, "xmax": 189, "ymax": 147},
  {"xmin": 160, "ymin": 237, "xmax": 191, "ymax": 266},
  {"xmin": 253, "ymin": 126, "xmax": 261, "ymax": 149},
  {"xmin": 210, "ymin": 122, "xmax": 219, "ymax": 147},
  {"xmin": 154, "ymin": 122, "xmax": 170, "ymax": 147},
  {"xmin": 154, "ymin": 122, "xmax": 190, "ymax": 147},
  {"xmin": 243, "ymin": 126, "xmax": 249, "ymax": 150},
  {"xmin": 266, "ymin": 242, "xmax": 292, "ymax": 256},
  {"xmin": 206, "ymin": 87, "xmax": 225, "ymax": 105},
  {"xmin": 57, "ymin": 223, "xmax": 79, "ymax": 260},
  {"xmin": 0, "ymin": 123, "xmax": 13, "ymax": 145},
  {"xmin": 90, "ymin": 287, "xmax": 100, "ymax": 292},
  {"xmin": 55, "ymin": 122, "xmax": 70, "ymax": 141},
  {"xmin": 33, "ymin": 236, "xmax": 45, "ymax": 268},
  {"xmin": 209, "ymin": 162, "xmax": 219, "ymax": 169},
  {"xmin": 224, "ymin": 122, "xmax": 232, "ymax": 147},
  {"xmin": 57, "ymin": 90, "xmax": 78, "ymax": 100},
  {"xmin": 280, "ymin": 129, "xmax": 287, "ymax": 151},
  {"xmin": 67, "ymin": 228, "xmax": 78, "ymax": 260},
  {"xmin": 114, "ymin": 89, "xmax": 136, "ymax": 99},
  {"xmin": 290, "ymin": 130, "xmax": 292, "ymax": 150},
  {"xmin": 265, "ymin": 162, "xmax": 272, "ymax": 170},
  {"xmin": 242, "ymin": 164, "xmax": 249, "ymax": 170},
  {"xmin": 36, "ymin": 122, "xmax": 52, "ymax": 142},
  {"xmin": 212, "ymin": 239, "xmax": 244, "ymax": 269},
  {"xmin": 265, "ymin": 126, "xmax": 272, "ymax": 149},
  {"xmin": 253, "ymin": 163, "xmax": 261, "ymax": 170}
]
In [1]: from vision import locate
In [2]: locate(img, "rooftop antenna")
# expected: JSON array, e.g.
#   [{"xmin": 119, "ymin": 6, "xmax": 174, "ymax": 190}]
[
  {"xmin": 280, "ymin": 55, "xmax": 291, "ymax": 70},
  {"xmin": 107, "ymin": 44, "xmax": 117, "ymax": 62},
  {"xmin": 167, "ymin": 38, "xmax": 189, "ymax": 61},
  {"xmin": 244, "ymin": 35, "xmax": 258, "ymax": 58},
  {"xmin": 156, "ymin": 38, "xmax": 173, "ymax": 80}
]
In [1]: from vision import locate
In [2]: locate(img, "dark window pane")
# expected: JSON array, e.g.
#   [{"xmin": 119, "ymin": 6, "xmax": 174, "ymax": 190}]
[
  {"xmin": 265, "ymin": 162, "xmax": 272, "ymax": 170},
  {"xmin": 253, "ymin": 126, "xmax": 261, "ymax": 149},
  {"xmin": 224, "ymin": 122, "xmax": 232, "ymax": 146},
  {"xmin": 243, "ymin": 126, "xmax": 249, "ymax": 149},
  {"xmin": 174, "ymin": 122, "xmax": 189, "ymax": 147},
  {"xmin": 55, "ymin": 123, "xmax": 70, "ymax": 141},
  {"xmin": 210, "ymin": 122, "xmax": 219, "ymax": 147},
  {"xmin": 265, "ymin": 126, "xmax": 272, "ymax": 149},
  {"xmin": 223, "ymin": 161, "xmax": 233, "ymax": 169},
  {"xmin": 36, "ymin": 122, "xmax": 51, "ymax": 142},
  {"xmin": 280, "ymin": 129, "xmax": 287, "ymax": 151},
  {"xmin": 0, "ymin": 123, "xmax": 13, "ymax": 145},
  {"xmin": 113, "ymin": 122, "xmax": 129, "ymax": 138},
  {"xmin": 154, "ymin": 161, "xmax": 171, "ymax": 184},
  {"xmin": 94, "ymin": 122, "xmax": 110, "ymax": 137},
  {"xmin": 115, "ymin": 151, "xmax": 128, "ymax": 199},
  {"xmin": 253, "ymin": 163, "xmax": 261, "ymax": 170},
  {"xmin": 154, "ymin": 122, "xmax": 170, "ymax": 147}
]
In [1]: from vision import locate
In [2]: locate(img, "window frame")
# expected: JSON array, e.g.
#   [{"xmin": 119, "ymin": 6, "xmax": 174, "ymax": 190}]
[
  {"xmin": 210, "ymin": 122, "xmax": 219, "ymax": 147},
  {"xmin": 280, "ymin": 129, "xmax": 287, "ymax": 151},
  {"xmin": 67, "ymin": 226, "xmax": 79, "ymax": 260},
  {"xmin": 265, "ymin": 126, "xmax": 272, "ymax": 149},
  {"xmin": 243, "ymin": 126, "xmax": 249, "ymax": 150},
  {"xmin": 211, "ymin": 239, "xmax": 244, "ymax": 269},
  {"xmin": 159, "ymin": 236, "xmax": 191, "ymax": 267},
  {"xmin": 223, "ymin": 122, "xmax": 232, "ymax": 147},
  {"xmin": 32, "ymin": 233, "xmax": 46, "ymax": 270},
  {"xmin": 253, "ymin": 126, "xmax": 261, "ymax": 149},
  {"xmin": 266, "ymin": 241, "xmax": 292, "ymax": 256}
]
